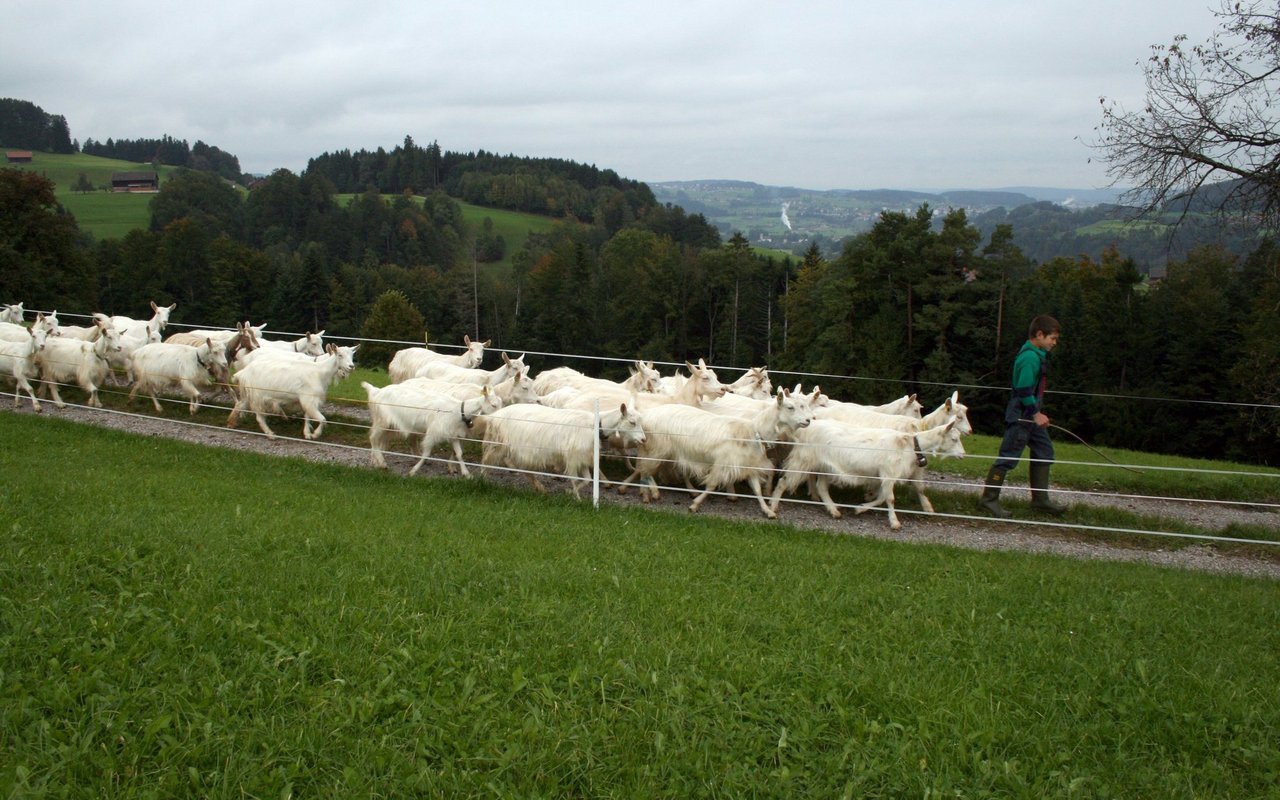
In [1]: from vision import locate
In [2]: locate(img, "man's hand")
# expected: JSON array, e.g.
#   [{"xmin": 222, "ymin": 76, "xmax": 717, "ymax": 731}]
[{"xmin": 1033, "ymin": 411, "xmax": 1050, "ymax": 428}]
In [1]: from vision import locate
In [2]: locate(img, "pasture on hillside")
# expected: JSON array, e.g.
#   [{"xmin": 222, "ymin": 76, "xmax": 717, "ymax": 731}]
[
  {"xmin": 1, "ymin": 150, "xmax": 181, "ymax": 239},
  {"xmin": 1, "ymin": 413, "xmax": 1277, "ymax": 796}
]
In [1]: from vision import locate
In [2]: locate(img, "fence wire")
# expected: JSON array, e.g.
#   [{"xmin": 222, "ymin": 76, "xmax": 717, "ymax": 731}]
[{"xmin": 5, "ymin": 309, "xmax": 1279, "ymax": 549}]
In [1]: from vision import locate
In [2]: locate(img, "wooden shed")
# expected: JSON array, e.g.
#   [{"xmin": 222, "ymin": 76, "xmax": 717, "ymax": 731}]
[
  {"xmin": 111, "ymin": 171, "xmax": 160, "ymax": 192},
  {"xmin": 5, "ymin": 151, "xmax": 34, "ymax": 163}
]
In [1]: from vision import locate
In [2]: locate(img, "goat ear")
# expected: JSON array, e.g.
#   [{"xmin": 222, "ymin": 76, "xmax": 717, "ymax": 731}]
[
  {"xmin": 620, "ymin": 402, "xmax": 628, "ymax": 415},
  {"xmin": 169, "ymin": 302, "xmax": 177, "ymax": 311},
  {"xmin": 502, "ymin": 352, "xmax": 511, "ymax": 365},
  {"xmin": 151, "ymin": 300, "xmax": 158, "ymax": 311},
  {"xmin": 464, "ymin": 334, "xmax": 471, "ymax": 346},
  {"xmin": 482, "ymin": 339, "xmax": 491, "ymax": 347}
]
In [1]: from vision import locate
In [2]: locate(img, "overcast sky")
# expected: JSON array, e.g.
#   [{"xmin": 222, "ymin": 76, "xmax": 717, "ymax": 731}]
[{"xmin": 3, "ymin": 0, "xmax": 1225, "ymax": 191}]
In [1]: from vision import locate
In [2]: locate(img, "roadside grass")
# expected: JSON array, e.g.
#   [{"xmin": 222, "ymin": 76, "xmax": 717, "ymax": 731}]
[
  {"xmin": 1, "ymin": 413, "xmax": 1278, "ymax": 797},
  {"xmin": 957, "ymin": 433, "xmax": 1280, "ymax": 504}
]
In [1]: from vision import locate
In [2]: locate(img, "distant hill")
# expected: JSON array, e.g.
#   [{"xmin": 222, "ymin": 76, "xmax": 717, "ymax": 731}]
[
  {"xmin": 648, "ymin": 179, "xmax": 1256, "ymax": 269},
  {"xmin": 648, "ymin": 179, "xmax": 1053, "ymax": 251}
]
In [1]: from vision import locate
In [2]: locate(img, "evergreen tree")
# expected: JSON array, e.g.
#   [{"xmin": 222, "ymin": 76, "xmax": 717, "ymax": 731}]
[
  {"xmin": 0, "ymin": 168, "xmax": 95, "ymax": 311},
  {"xmin": 361, "ymin": 289, "xmax": 425, "ymax": 369}
]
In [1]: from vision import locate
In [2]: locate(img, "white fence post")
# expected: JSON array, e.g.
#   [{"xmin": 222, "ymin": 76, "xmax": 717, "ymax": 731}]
[{"xmin": 592, "ymin": 398, "xmax": 601, "ymax": 509}]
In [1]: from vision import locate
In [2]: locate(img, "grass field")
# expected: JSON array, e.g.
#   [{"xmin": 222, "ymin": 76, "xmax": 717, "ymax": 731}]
[
  {"xmin": 1, "ymin": 150, "xmax": 181, "ymax": 240},
  {"xmin": 1, "ymin": 412, "xmax": 1277, "ymax": 796},
  {"xmin": 5, "ymin": 150, "xmax": 560, "ymax": 249}
]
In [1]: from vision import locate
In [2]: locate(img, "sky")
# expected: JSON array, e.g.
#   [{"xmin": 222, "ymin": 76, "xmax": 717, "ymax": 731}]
[{"xmin": 3, "ymin": 0, "xmax": 1226, "ymax": 191}]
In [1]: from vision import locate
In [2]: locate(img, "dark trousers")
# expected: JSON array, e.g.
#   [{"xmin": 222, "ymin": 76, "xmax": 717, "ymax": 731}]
[{"xmin": 994, "ymin": 398, "xmax": 1054, "ymax": 473}]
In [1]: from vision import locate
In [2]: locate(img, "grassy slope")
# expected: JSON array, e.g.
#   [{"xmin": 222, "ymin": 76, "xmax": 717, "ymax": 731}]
[
  {"xmin": 1, "ymin": 149, "xmax": 182, "ymax": 240},
  {"xmin": 1, "ymin": 413, "xmax": 1277, "ymax": 797},
  {"xmin": 6, "ymin": 151, "xmax": 560, "ymax": 248}
]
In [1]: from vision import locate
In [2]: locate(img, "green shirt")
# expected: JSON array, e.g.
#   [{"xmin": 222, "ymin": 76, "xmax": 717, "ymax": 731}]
[{"xmin": 1010, "ymin": 340, "xmax": 1049, "ymax": 418}]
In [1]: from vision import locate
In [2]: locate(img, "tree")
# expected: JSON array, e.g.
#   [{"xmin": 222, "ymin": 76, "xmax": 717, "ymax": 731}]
[
  {"xmin": 1095, "ymin": 1, "xmax": 1280, "ymax": 229},
  {"xmin": 0, "ymin": 168, "xmax": 95, "ymax": 310},
  {"xmin": 361, "ymin": 289, "xmax": 425, "ymax": 369},
  {"xmin": 72, "ymin": 172, "xmax": 94, "ymax": 193},
  {"xmin": 149, "ymin": 169, "xmax": 243, "ymax": 238}
]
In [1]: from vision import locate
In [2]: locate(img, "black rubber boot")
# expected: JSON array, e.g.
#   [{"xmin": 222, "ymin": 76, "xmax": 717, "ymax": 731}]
[
  {"xmin": 977, "ymin": 465, "xmax": 1012, "ymax": 519},
  {"xmin": 1029, "ymin": 462, "xmax": 1068, "ymax": 514}
]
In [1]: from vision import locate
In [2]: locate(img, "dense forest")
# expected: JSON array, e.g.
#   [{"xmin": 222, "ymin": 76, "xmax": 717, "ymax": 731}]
[
  {"xmin": 81, "ymin": 136, "xmax": 243, "ymax": 184},
  {"xmin": 0, "ymin": 98, "xmax": 74, "ymax": 154},
  {"xmin": 2, "ymin": 100, "xmax": 1278, "ymax": 464}
]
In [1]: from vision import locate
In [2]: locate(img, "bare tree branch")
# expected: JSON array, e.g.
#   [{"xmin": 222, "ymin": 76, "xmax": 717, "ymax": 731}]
[{"xmin": 1093, "ymin": 1, "xmax": 1280, "ymax": 231}]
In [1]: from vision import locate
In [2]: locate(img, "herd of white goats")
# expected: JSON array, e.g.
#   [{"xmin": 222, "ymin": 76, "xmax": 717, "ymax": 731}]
[{"xmin": 0, "ymin": 301, "xmax": 973, "ymax": 528}]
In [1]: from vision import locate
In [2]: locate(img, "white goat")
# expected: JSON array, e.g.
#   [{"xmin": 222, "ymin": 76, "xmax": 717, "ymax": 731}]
[
  {"xmin": 480, "ymin": 401, "xmax": 646, "ymax": 498},
  {"xmin": 257, "ymin": 329, "xmax": 326, "ymax": 357},
  {"xmin": 58, "ymin": 313, "xmax": 116, "ymax": 341},
  {"xmin": 36, "ymin": 320, "xmax": 122, "ymax": 408},
  {"xmin": 725, "ymin": 366, "xmax": 773, "ymax": 400},
  {"xmin": 388, "ymin": 334, "xmax": 488, "ymax": 383},
  {"xmin": 418, "ymin": 352, "xmax": 525, "ymax": 386},
  {"xmin": 769, "ymin": 418, "xmax": 966, "ymax": 529},
  {"xmin": 821, "ymin": 393, "xmax": 923, "ymax": 419},
  {"xmin": 363, "ymin": 382, "xmax": 503, "ymax": 476},
  {"xmin": 105, "ymin": 325, "xmax": 162, "ymax": 384},
  {"xmin": 166, "ymin": 324, "xmax": 260, "ymax": 383},
  {"xmin": 543, "ymin": 358, "xmax": 724, "ymax": 413},
  {"xmin": 0, "ymin": 326, "xmax": 48, "ymax": 411},
  {"xmin": 814, "ymin": 391, "xmax": 970, "ymax": 435},
  {"xmin": 401, "ymin": 367, "xmax": 541, "ymax": 406},
  {"xmin": 531, "ymin": 360, "xmax": 662, "ymax": 397},
  {"xmin": 232, "ymin": 339, "xmax": 350, "ymax": 372},
  {"xmin": 226, "ymin": 345, "xmax": 358, "ymax": 439},
  {"xmin": 111, "ymin": 301, "xmax": 176, "ymax": 338},
  {"xmin": 0, "ymin": 312, "xmax": 57, "ymax": 342},
  {"xmin": 621, "ymin": 387, "xmax": 814, "ymax": 518},
  {"xmin": 127, "ymin": 339, "xmax": 230, "ymax": 414},
  {"xmin": 175, "ymin": 321, "xmax": 264, "ymax": 347},
  {"xmin": 1, "ymin": 302, "xmax": 23, "ymax": 324}
]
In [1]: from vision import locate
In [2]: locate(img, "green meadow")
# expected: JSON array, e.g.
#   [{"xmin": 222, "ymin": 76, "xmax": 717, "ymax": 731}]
[
  {"xmin": 4, "ymin": 150, "xmax": 561, "ymax": 250},
  {"xmin": 1, "ymin": 150, "xmax": 181, "ymax": 240},
  {"xmin": 1, "ymin": 412, "xmax": 1278, "ymax": 797}
]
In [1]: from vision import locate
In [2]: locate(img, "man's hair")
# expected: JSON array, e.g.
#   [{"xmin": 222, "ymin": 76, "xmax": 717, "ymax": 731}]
[{"xmin": 1029, "ymin": 314, "xmax": 1061, "ymax": 339}]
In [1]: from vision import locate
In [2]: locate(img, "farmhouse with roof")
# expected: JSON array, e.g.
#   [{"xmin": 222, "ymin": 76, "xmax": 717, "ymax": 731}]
[
  {"xmin": 110, "ymin": 171, "xmax": 159, "ymax": 192},
  {"xmin": 5, "ymin": 150, "xmax": 34, "ymax": 163}
]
